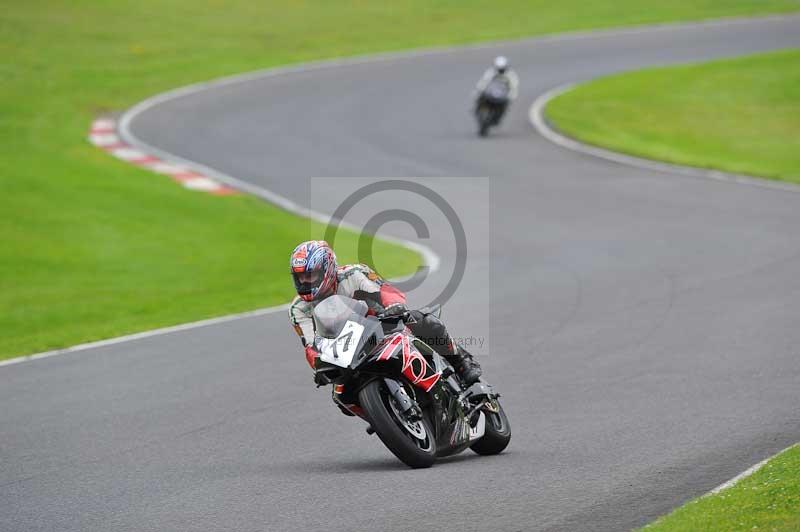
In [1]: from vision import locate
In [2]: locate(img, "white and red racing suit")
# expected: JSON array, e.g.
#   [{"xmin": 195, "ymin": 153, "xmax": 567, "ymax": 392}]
[
  {"xmin": 290, "ymin": 263, "xmax": 482, "ymax": 384},
  {"xmin": 290, "ymin": 264, "xmax": 409, "ymax": 368}
]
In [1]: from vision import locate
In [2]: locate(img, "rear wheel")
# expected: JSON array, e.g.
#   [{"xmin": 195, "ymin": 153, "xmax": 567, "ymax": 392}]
[
  {"xmin": 359, "ymin": 380, "xmax": 436, "ymax": 468},
  {"xmin": 470, "ymin": 400, "xmax": 511, "ymax": 455}
]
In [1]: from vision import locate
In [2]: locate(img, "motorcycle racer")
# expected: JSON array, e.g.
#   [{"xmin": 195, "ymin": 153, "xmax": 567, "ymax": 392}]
[
  {"xmin": 475, "ymin": 55, "xmax": 519, "ymax": 101},
  {"xmin": 288, "ymin": 240, "xmax": 482, "ymax": 385}
]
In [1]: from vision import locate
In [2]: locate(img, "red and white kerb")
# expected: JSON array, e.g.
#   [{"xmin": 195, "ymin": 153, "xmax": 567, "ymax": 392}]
[{"xmin": 88, "ymin": 118, "xmax": 237, "ymax": 196}]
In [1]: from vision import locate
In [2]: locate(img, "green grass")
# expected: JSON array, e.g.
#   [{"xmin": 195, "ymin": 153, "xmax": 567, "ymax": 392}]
[
  {"xmin": 3, "ymin": 2, "xmax": 799, "ymax": 360},
  {"xmin": 546, "ymin": 49, "xmax": 800, "ymax": 183},
  {"xmin": 643, "ymin": 445, "xmax": 800, "ymax": 531}
]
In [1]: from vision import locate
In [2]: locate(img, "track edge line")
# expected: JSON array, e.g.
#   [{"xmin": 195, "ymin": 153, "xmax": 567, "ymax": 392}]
[
  {"xmin": 706, "ymin": 443, "xmax": 798, "ymax": 496},
  {"xmin": 529, "ymin": 83, "xmax": 800, "ymax": 194},
  {"xmin": 0, "ymin": 305, "xmax": 289, "ymax": 369}
]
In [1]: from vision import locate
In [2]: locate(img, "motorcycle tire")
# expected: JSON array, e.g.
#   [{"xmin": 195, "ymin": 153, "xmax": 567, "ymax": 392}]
[
  {"xmin": 359, "ymin": 380, "xmax": 437, "ymax": 468},
  {"xmin": 470, "ymin": 401, "xmax": 511, "ymax": 455}
]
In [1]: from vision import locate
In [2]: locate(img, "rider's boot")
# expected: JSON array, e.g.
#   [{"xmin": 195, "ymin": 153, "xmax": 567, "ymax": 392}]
[{"xmin": 446, "ymin": 346, "xmax": 482, "ymax": 385}]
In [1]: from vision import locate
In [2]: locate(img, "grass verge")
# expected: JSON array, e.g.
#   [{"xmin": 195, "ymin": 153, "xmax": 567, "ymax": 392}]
[
  {"xmin": 3, "ymin": 2, "xmax": 799, "ymax": 359},
  {"xmin": 546, "ymin": 49, "xmax": 800, "ymax": 183},
  {"xmin": 642, "ymin": 445, "xmax": 800, "ymax": 531}
]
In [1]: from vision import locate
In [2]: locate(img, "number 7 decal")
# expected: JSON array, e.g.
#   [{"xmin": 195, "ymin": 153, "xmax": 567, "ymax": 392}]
[{"xmin": 339, "ymin": 330, "xmax": 354, "ymax": 353}]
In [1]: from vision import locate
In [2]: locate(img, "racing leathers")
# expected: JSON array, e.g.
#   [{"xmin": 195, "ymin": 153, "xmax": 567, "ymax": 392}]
[
  {"xmin": 475, "ymin": 67, "xmax": 519, "ymax": 101},
  {"xmin": 289, "ymin": 263, "xmax": 482, "ymax": 384}
]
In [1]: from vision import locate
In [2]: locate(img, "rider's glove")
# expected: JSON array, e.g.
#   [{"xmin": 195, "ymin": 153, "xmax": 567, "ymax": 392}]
[
  {"xmin": 304, "ymin": 344, "xmax": 319, "ymax": 370},
  {"xmin": 383, "ymin": 302, "xmax": 408, "ymax": 318}
]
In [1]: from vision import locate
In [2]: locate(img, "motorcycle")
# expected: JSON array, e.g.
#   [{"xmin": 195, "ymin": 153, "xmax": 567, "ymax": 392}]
[
  {"xmin": 311, "ymin": 295, "xmax": 511, "ymax": 468},
  {"xmin": 475, "ymin": 78, "xmax": 511, "ymax": 137}
]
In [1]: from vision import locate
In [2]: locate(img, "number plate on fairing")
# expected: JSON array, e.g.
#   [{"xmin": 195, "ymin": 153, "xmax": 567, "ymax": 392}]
[{"xmin": 317, "ymin": 320, "xmax": 364, "ymax": 368}]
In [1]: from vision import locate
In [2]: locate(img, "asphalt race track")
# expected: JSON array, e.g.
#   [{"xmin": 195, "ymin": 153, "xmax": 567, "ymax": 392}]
[{"xmin": 4, "ymin": 16, "xmax": 800, "ymax": 532}]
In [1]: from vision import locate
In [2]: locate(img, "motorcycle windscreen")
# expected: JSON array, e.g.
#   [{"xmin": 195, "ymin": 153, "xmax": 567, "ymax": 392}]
[{"xmin": 312, "ymin": 295, "xmax": 369, "ymax": 339}]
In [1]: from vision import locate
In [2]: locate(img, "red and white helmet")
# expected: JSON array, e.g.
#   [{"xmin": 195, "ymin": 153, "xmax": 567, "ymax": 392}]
[{"xmin": 290, "ymin": 240, "xmax": 337, "ymax": 302}]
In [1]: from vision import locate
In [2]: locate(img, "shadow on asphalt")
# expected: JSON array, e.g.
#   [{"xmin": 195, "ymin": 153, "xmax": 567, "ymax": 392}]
[{"xmin": 277, "ymin": 450, "xmax": 514, "ymax": 475}]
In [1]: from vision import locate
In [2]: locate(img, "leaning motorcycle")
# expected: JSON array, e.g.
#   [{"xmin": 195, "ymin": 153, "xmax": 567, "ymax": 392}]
[
  {"xmin": 311, "ymin": 295, "xmax": 511, "ymax": 468},
  {"xmin": 475, "ymin": 78, "xmax": 511, "ymax": 137}
]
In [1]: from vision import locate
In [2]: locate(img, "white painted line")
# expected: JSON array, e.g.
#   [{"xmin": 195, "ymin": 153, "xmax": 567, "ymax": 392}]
[
  {"xmin": 0, "ymin": 305, "xmax": 290, "ymax": 368},
  {"xmin": 707, "ymin": 443, "xmax": 798, "ymax": 495},
  {"xmin": 707, "ymin": 457, "xmax": 772, "ymax": 495},
  {"xmin": 529, "ymin": 83, "xmax": 800, "ymax": 194}
]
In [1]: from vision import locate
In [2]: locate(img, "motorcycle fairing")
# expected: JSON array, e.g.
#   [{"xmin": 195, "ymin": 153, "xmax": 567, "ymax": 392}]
[
  {"xmin": 373, "ymin": 332, "xmax": 441, "ymax": 392},
  {"xmin": 317, "ymin": 320, "xmax": 365, "ymax": 368},
  {"xmin": 315, "ymin": 313, "xmax": 384, "ymax": 370}
]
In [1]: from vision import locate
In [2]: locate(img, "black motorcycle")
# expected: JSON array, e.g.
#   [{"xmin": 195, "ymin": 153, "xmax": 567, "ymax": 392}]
[
  {"xmin": 475, "ymin": 78, "xmax": 511, "ymax": 137},
  {"xmin": 311, "ymin": 295, "xmax": 511, "ymax": 468}
]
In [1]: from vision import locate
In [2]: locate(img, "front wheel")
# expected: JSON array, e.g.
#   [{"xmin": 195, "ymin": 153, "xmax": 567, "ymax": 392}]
[
  {"xmin": 476, "ymin": 105, "xmax": 491, "ymax": 137},
  {"xmin": 470, "ymin": 400, "xmax": 511, "ymax": 455},
  {"xmin": 359, "ymin": 380, "xmax": 436, "ymax": 468}
]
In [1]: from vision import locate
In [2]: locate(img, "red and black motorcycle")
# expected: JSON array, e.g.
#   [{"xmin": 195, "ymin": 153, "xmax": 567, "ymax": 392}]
[{"xmin": 312, "ymin": 295, "xmax": 511, "ymax": 468}]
